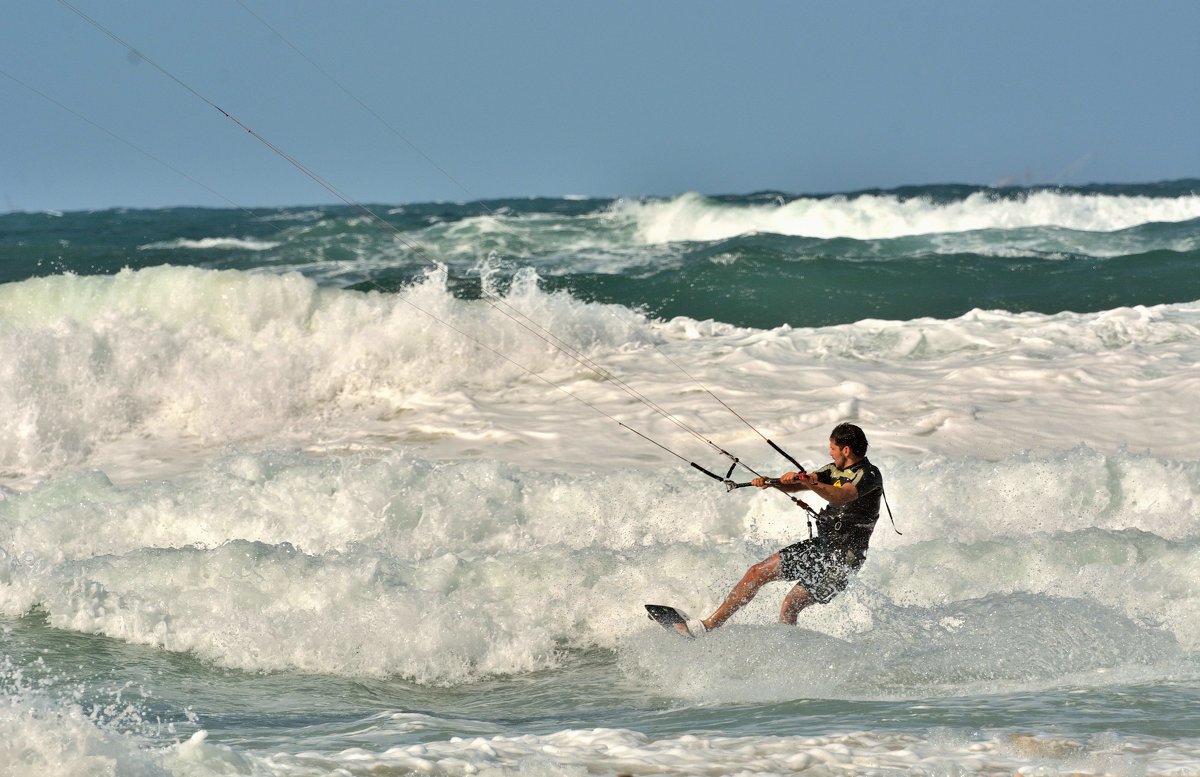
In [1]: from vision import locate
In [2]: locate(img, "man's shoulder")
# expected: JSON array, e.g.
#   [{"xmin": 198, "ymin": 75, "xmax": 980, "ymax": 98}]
[
  {"xmin": 856, "ymin": 457, "xmax": 881, "ymax": 475},
  {"xmin": 851, "ymin": 458, "xmax": 883, "ymax": 492}
]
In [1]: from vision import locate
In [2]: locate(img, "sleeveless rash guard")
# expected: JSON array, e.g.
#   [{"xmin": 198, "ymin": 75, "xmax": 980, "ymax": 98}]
[{"xmin": 810, "ymin": 456, "xmax": 884, "ymax": 567}]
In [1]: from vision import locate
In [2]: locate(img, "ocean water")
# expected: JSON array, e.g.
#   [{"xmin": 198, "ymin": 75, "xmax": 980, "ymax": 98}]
[{"xmin": 2, "ymin": 182, "xmax": 1200, "ymax": 775}]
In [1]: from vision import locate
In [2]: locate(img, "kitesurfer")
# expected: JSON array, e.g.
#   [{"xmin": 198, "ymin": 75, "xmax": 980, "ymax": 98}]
[{"xmin": 700, "ymin": 423, "xmax": 884, "ymax": 631}]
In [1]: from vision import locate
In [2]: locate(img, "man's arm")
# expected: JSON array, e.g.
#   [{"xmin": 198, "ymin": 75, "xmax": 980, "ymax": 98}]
[
  {"xmin": 755, "ymin": 471, "xmax": 861, "ymax": 504},
  {"xmin": 753, "ymin": 471, "xmax": 817, "ymax": 494},
  {"xmin": 803, "ymin": 477, "xmax": 859, "ymax": 505}
]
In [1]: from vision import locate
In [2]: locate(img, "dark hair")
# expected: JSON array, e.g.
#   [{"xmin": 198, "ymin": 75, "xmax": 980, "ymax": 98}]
[{"xmin": 830, "ymin": 423, "xmax": 869, "ymax": 458}]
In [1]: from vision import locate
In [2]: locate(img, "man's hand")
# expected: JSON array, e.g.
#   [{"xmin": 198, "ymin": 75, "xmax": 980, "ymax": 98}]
[{"xmin": 752, "ymin": 472, "xmax": 813, "ymax": 489}]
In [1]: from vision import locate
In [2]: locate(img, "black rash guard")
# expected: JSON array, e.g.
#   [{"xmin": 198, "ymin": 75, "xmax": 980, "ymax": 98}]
[{"xmin": 810, "ymin": 457, "xmax": 883, "ymax": 566}]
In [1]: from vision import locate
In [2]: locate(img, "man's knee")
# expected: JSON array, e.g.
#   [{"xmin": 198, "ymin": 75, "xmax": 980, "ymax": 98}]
[
  {"xmin": 746, "ymin": 555, "xmax": 781, "ymax": 584},
  {"xmin": 784, "ymin": 584, "xmax": 813, "ymax": 608},
  {"xmin": 780, "ymin": 584, "xmax": 814, "ymax": 623}
]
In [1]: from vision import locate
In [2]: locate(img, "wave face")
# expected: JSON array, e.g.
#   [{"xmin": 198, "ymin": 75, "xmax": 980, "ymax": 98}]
[
  {"xmin": 3, "ymin": 264, "xmax": 1198, "ymax": 477},
  {"xmin": 2, "ymin": 447, "xmax": 1197, "ymax": 685},
  {"xmin": 3, "ymin": 181, "xmax": 1200, "ymax": 775}
]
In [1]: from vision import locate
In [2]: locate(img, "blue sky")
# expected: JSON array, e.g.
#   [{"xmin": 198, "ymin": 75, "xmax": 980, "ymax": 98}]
[{"xmin": 2, "ymin": 1, "xmax": 1198, "ymax": 212}]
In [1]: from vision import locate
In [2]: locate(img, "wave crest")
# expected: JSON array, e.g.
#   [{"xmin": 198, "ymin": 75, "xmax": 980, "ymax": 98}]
[{"xmin": 622, "ymin": 190, "xmax": 1200, "ymax": 243}]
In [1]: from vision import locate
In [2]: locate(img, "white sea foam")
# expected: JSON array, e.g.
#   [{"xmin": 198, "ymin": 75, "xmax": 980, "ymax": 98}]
[
  {"xmin": 1, "ymin": 265, "xmax": 1197, "ymax": 481},
  {"xmin": 7, "ymin": 688, "xmax": 1200, "ymax": 777},
  {"xmin": 137, "ymin": 236, "xmax": 281, "ymax": 251},
  {"xmin": 1, "ymin": 265, "xmax": 1199, "ymax": 689},
  {"xmin": 622, "ymin": 190, "xmax": 1200, "ymax": 243},
  {"xmin": 416, "ymin": 209, "xmax": 656, "ymax": 275},
  {"xmin": 0, "ymin": 689, "xmax": 251, "ymax": 777},
  {"xmin": 0, "ymin": 265, "xmax": 637, "ymax": 477},
  {"xmin": 1, "ymin": 442, "xmax": 1197, "ymax": 689},
  {"xmin": 252, "ymin": 726, "xmax": 1200, "ymax": 777},
  {"xmin": 0, "ymin": 657, "xmax": 183, "ymax": 777}
]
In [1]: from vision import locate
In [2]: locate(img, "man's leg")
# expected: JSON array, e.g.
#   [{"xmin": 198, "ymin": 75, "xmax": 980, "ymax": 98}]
[
  {"xmin": 779, "ymin": 582, "xmax": 815, "ymax": 625},
  {"xmin": 701, "ymin": 553, "xmax": 783, "ymax": 632}
]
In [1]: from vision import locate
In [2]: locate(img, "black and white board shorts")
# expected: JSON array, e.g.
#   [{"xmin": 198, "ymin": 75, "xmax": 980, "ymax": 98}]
[{"xmin": 777, "ymin": 538, "xmax": 856, "ymax": 604}]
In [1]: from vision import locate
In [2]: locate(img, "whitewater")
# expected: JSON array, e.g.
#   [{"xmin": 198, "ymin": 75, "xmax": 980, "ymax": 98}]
[{"xmin": 2, "ymin": 183, "xmax": 1200, "ymax": 776}]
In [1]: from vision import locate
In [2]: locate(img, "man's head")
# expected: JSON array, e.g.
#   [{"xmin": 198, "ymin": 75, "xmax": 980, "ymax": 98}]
[{"xmin": 828, "ymin": 423, "xmax": 868, "ymax": 467}]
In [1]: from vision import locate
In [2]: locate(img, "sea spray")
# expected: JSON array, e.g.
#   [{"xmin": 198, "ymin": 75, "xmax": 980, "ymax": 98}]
[{"xmin": 2, "ymin": 445, "xmax": 1196, "ymax": 686}]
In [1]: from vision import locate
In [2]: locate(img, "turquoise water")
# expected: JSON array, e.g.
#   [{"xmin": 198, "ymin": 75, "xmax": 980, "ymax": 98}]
[
  {"xmin": 6, "ymin": 610, "xmax": 1199, "ymax": 750},
  {"xmin": 5, "ymin": 182, "xmax": 1198, "ymax": 326}
]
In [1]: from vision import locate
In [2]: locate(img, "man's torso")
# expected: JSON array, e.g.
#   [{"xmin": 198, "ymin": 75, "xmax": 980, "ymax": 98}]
[{"xmin": 812, "ymin": 457, "xmax": 883, "ymax": 565}]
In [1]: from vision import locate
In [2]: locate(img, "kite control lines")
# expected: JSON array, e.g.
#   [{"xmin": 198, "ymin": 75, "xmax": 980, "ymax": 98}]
[
  {"xmin": 688, "ymin": 440, "xmax": 819, "ymax": 540},
  {"xmin": 55, "ymin": 0, "xmax": 825, "ymax": 536}
]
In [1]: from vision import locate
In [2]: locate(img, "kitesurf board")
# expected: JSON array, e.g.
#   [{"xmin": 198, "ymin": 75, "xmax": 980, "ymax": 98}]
[{"xmin": 645, "ymin": 603, "xmax": 694, "ymax": 638}]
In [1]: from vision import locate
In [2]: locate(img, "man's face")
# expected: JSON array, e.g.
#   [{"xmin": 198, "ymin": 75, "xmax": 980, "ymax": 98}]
[{"xmin": 829, "ymin": 438, "xmax": 851, "ymax": 468}]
